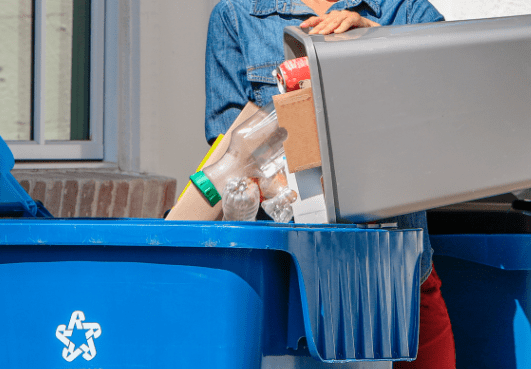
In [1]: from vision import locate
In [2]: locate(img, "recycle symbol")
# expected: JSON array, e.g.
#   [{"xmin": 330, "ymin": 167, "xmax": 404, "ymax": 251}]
[{"xmin": 56, "ymin": 311, "xmax": 102, "ymax": 362}]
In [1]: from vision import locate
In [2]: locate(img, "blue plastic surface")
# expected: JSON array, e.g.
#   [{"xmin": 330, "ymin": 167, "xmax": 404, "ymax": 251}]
[
  {"xmin": 1, "ymin": 261, "xmax": 264, "ymax": 367},
  {"xmin": 0, "ymin": 219, "xmax": 423, "ymax": 367},
  {"xmin": 433, "ymin": 255, "xmax": 531, "ymax": 369},
  {"xmin": 0, "ymin": 135, "xmax": 39, "ymax": 217},
  {"xmin": 430, "ymin": 234, "xmax": 531, "ymax": 270},
  {"xmin": 431, "ymin": 233, "xmax": 531, "ymax": 369}
]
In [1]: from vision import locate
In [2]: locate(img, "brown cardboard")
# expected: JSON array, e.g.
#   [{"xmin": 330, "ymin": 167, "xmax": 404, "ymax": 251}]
[
  {"xmin": 165, "ymin": 102, "xmax": 259, "ymax": 221},
  {"xmin": 272, "ymin": 87, "xmax": 321, "ymax": 173}
]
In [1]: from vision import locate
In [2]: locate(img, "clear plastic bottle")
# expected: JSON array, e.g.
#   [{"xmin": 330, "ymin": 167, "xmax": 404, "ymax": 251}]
[
  {"xmin": 222, "ymin": 177, "xmax": 260, "ymax": 221},
  {"xmin": 257, "ymin": 148, "xmax": 298, "ymax": 223},
  {"xmin": 261, "ymin": 188, "xmax": 298, "ymax": 223},
  {"xmin": 191, "ymin": 102, "xmax": 287, "ymax": 206}
]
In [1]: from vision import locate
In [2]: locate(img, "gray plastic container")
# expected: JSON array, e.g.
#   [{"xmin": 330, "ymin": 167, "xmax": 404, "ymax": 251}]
[{"xmin": 283, "ymin": 15, "xmax": 531, "ymax": 223}]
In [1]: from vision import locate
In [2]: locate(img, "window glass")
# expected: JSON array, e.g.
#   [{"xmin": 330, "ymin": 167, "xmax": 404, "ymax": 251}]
[
  {"xmin": 0, "ymin": 0, "xmax": 33, "ymax": 141},
  {"xmin": 45, "ymin": 0, "xmax": 74, "ymax": 140},
  {"xmin": 70, "ymin": 0, "xmax": 91, "ymax": 141},
  {"xmin": 45, "ymin": 0, "xmax": 90, "ymax": 141},
  {"xmin": 0, "ymin": 0, "xmax": 90, "ymax": 143}
]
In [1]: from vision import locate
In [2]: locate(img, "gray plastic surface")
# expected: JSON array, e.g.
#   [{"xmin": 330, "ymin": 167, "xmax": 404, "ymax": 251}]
[{"xmin": 284, "ymin": 15, "xmax": 531, "ymax": 223}]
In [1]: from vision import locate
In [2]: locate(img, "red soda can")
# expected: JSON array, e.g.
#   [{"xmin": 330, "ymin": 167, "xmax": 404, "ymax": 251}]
[{"xmin": 273, "ymin": 56, "xmax": 310, "ymax": 93}]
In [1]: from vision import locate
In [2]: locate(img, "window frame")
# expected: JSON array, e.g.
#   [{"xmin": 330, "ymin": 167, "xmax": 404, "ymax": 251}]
[{"xmin": 8, "ymin": 0, "xmax": 105, "ymax": 161}]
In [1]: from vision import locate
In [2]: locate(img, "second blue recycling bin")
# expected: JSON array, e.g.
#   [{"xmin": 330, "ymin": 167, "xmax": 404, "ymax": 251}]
[{"xmin": 430, "ymin": 205, "xmax": 531, "ymax": 369}]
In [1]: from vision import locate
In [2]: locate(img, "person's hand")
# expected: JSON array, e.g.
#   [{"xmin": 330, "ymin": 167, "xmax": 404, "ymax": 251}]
[{"xmin": 300, "ymin": 10, "xmax": 380, "ymax": 35}]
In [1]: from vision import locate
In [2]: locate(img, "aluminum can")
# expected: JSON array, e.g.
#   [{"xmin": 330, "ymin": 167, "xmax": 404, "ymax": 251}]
[{"xmin": 273, "ymin": 56, "xmax": 310, "ymax": 93}]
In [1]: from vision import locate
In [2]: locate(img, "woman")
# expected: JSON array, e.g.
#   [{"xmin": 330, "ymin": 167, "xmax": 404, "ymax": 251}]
[{"xmin": 205, "ymin": 1, "xmax": 455, "ymax": 367}]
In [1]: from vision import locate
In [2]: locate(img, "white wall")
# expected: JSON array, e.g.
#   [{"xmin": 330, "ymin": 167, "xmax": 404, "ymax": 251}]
[
  {"xmin": 137, "ymin": 0, "xmax": 531, "ymax": 200},
  {"xmin": 139, "ymin": 1, "xmax": 217, "ymax": 198},
  {"xmin": 429, "ymin": 0, "xmax": 531, "ymax": 21}
]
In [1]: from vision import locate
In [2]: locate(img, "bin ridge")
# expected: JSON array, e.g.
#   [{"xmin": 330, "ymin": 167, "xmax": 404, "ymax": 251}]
[{"xmin": 286, "ymin": 227, "xmax": 423, "ymax": 362}]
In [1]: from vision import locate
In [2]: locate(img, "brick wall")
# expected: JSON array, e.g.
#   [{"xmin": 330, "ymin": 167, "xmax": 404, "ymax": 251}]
[{"xmin": 12, "ymin": 169, "xmax": 177, "ymax": 218}]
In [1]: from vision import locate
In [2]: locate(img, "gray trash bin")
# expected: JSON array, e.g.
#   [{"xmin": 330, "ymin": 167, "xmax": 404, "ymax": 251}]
[{"xmin": 282, "ymin": 14, "xmax": 531, "ymax": 223}]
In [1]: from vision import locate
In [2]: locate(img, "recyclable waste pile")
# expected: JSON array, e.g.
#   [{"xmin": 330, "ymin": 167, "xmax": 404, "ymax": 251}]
[{"xmin": 191, "ymin": 102, "xmax": 297, "ymax": 222}]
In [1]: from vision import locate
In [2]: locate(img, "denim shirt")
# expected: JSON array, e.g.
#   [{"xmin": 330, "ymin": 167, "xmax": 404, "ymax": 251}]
[
  {"xmin": 205, "ymin": 0, "xmax": 443, "ymax": 143},
  {"xmin": 205, "ymin": 0, "xmax": 444, "ymax": 282}
]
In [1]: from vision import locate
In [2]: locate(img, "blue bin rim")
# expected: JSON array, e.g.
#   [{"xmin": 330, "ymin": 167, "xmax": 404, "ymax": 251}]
[
  {"xmin": 431, "ymin": 233, "xmax": 531, "ymax": 270},
  {"xmin": 0, "ymin": 218, "xmax": 419, "ymax": 249}
]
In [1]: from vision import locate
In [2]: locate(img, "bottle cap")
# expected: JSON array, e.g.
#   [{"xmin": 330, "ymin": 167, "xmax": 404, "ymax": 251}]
[{"xmin": 190, "ymin": 171, "xmax": 221, "ymax": 206}]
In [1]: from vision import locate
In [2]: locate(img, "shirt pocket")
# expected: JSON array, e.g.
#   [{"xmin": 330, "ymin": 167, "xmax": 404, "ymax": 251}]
[{"xmin": 246, "ymin": 61, "xmax": 282, "ymax": 106}]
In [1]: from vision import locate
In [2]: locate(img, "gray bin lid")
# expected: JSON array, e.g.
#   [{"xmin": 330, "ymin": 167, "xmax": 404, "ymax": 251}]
[{"xmin": 283, "ymin": 15, "xmax": 531, "ymax": 223}]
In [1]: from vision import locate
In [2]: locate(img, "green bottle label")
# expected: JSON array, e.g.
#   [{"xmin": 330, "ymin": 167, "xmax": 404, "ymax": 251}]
[{"xmin": 190, "ymin": 171, "xmax": 222, "ymax": 207}]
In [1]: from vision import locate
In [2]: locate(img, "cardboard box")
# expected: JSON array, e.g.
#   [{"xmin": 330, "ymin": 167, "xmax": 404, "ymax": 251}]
[
  {"xmin": 165, "ymin": 103, "xmax": 259, "ymax": 221},
  {"xmin": 272, "ymin": 87, "xmax": 328, "ymax": 223},
  {"xmin": 272, "ymin": 87, "xmax": 321, "ymax": 173}
]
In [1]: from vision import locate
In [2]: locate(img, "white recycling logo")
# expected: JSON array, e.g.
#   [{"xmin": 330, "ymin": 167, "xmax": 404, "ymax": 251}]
[{"xmin": 56, "ymin": 311, "xmax": 102, "ymax": 362}]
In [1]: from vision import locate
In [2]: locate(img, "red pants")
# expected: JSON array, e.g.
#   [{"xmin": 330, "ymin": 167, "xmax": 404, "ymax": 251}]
[{"xmin": 394, "ymin": 266, "xmax": 456, "ymax": 369}]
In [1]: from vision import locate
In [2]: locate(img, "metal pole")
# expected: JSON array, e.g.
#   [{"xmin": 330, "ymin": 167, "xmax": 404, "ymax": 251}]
[{"xmin": 33, "ymin": 0, "xmax": 46, "ymax": 144}]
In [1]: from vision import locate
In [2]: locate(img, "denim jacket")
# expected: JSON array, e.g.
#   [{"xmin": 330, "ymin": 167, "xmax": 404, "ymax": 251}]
[
  {"xmin": 205, "ymin": 0, "xmax": 444, "ymax": 282},
  {"xmin": 205, "ymin": 0, "xmax": 443, "ymax": 143}
]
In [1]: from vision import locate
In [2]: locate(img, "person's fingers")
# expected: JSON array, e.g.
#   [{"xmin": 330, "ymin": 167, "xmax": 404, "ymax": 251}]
[
  {"xmin": 333, "ymin": 18, "xmax": 355, "ymax": 33},
  {"xmin": 307, "ymin": 11, "xmax": 336, "ymax": 34},
  {"xmin": 309, "ymin": 12, "xmax": 346, "ymax": 34},
  {"xmin": 300, "ymin": 16, "xmax": 322, "ymax": 28},
  {"xmin": 317, "ymin": 15, "xmax": 348, "ymax": 34},
  {"xmin": 303, "ymin": 10, "xmax": 380, "ymax": 35},
  {"xmin": 365, "ymin": 18, "xmax": 381, "ymax": 27},
  {"xmin": 334, "ymin": 12, "xmax": 365, "ymax": 33}
]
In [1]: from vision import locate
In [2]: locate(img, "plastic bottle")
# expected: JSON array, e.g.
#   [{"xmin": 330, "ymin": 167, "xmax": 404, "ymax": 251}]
[
  {"xmin": 257, "ymin": 149, "xmax": 298, "ymax": 223},
  {"xmin": 222, "ymin": 177, "xmax": 260, "ymax": 221},
  {"xmin": 190, "ymin": 102, "xmax": 287, "ymax": 206},
  {"xmin": 261, "ymin": 188, "xmax": 298, "ymax": 223}
]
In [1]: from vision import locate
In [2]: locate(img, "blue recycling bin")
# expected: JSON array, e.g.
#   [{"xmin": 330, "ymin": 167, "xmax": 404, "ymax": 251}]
[
  {"xmin": 0, "ymin": 136, "xmax": 423, "ymax": 369},
  {"xmin": 429, "ymin": 207, "xmax": 531, "ymax": 369},
  {"xmin": 0, "ymin": 218, "xmax": 425, "ymax": 369}
]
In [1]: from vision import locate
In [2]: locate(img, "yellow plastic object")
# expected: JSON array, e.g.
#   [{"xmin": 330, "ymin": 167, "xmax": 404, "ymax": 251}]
[{"xmin": 177, "ymin": 134, "xmax": 224, "ymax": 202}]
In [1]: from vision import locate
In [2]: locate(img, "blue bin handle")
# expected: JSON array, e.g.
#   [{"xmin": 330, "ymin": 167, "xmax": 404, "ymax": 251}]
[{"xmin": 0, "ymin": 135, "xmax": 39, "ymax": 217}]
